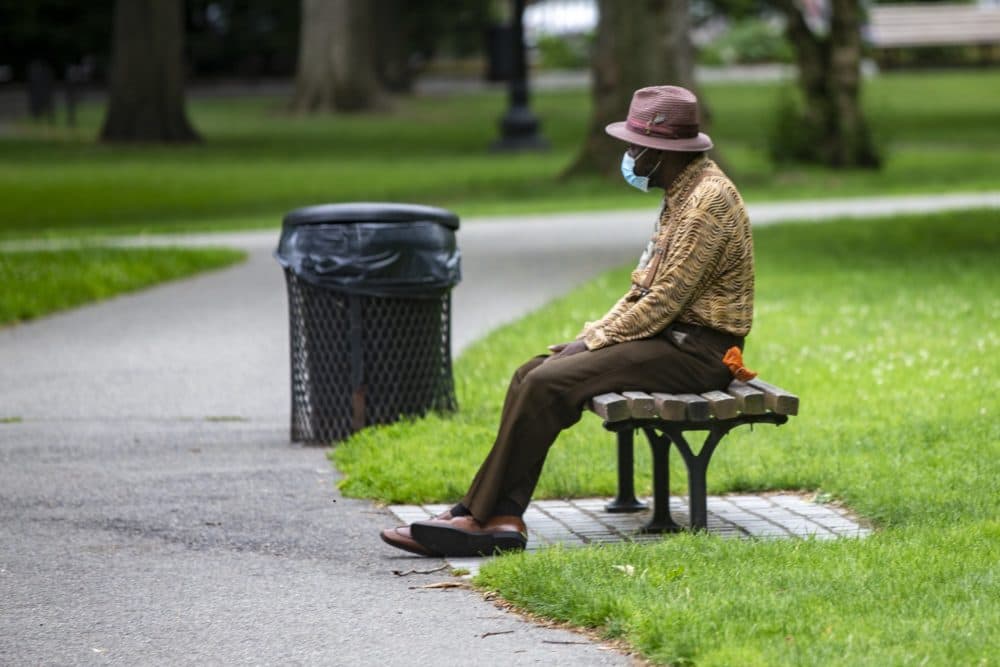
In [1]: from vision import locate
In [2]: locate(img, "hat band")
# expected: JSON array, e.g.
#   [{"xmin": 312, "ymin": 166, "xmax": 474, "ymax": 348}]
[{"xmin": 626, "ymin": 118, "xmax": 699, "ymax": 140}]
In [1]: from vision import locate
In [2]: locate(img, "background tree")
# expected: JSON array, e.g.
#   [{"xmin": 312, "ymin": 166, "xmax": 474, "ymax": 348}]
[
  {"xmin": 373, "ymin": 0, "xmax": 412, "ymax": 93},
  {"xmin": 770, "ymin": 0, "xmax": 880, "ymax": 166},
  {"xmin": 373, "ymin": 0, "xmax": 496, "ymax": 93},
  {"xmin": 0, "ymin": 0, "xmax": 113, "ymax": 80},
  {"xmin": 185, "ymin": 0, "xmax": 300, "ymax": 81},
  {"xmin": 100, "ymin": 0, "xmax": 199, "ymax": 143},
  {"xmin": 291, "ymin": 0, "xmax": 381, "ymax": 112},
  {"xmin": 565, "ymin": 0, "xmax": 702, "ymax": 178}
]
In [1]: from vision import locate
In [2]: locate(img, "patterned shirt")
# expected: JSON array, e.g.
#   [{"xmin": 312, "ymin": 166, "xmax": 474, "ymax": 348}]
[{"xmin": 581, "ymin": 155, "xmax": 754, "ymax": 350}]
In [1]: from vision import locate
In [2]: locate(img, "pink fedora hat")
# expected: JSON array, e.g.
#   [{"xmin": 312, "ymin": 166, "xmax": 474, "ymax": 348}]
[{"xmin": 605, "ymin": 85, "xmax": 713, "ymax": 152}]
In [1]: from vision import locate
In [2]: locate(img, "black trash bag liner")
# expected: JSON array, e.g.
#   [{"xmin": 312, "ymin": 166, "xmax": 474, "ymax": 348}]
[{"xmin": 274, "ymin": 203, "xmax": 461, "ymax": 298}]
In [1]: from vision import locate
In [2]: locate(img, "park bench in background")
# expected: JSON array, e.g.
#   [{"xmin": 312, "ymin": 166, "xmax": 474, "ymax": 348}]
[
  {"xmin": 587, "ymin": 379, "xmax": 799, "ymax": 533},
  {"xmin": 868, "ymin": 3, "xmax": 1000, "ymax": 65}
]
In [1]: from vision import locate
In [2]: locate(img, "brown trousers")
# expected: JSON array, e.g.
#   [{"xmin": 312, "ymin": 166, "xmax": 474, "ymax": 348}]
[{"xmin": 461, "ymin": 322, "xmax": 742, "ymax": 522}]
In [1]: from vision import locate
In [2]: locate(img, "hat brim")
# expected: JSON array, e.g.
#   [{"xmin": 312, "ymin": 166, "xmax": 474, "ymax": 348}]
[{"xmin": 605, "ymin": 121, "xmax": 713, "ymax": 152}]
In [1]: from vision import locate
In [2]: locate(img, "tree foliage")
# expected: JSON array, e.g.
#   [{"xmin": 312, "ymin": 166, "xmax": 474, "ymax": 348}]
[
  {"xmin": 0, "ymin": 0, "xmax": 113, "ymax": 80},
  {"xmin": 186, "ymin": 0, "xmax": 300, "ymax": 79}
]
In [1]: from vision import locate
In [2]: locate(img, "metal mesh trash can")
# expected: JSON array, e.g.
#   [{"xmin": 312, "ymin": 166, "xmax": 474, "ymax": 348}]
[{"xmin": 274, "ymin": 203, "xmax": 461, "ymax": 444}]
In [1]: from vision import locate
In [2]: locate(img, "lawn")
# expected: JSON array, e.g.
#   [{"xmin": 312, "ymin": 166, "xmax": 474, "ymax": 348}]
[
  {"xmin": 334, "ymin": 208, "xmax": 999, "ymax": 664},
  {"xmin": 2, "ymin": 70, "xmax": 999, "ymax": 238},
  {"xmin": 0, "ymin": 247, "xmax": 246, "ymax": 325},
  {"xmin": 477, "ymin": 524, "xmax": 998, "ymax": 666}
]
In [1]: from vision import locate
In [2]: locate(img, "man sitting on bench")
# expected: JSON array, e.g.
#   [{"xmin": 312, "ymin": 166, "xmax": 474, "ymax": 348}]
[{"xmin": 381, "ymin": 85, "xmax": 755, "ymax": 558}]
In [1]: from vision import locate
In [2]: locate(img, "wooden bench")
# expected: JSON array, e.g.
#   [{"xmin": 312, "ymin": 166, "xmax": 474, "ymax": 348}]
[
  {"xmin": 868, "ymin": 3, "xmax": 1000, "ymax": 49},
  {"xmin": 586, "ymin": 379, "xmax": 799, "ymax": 533},
  {"xmin": 868, "ymin": 3, "xmax": 1000, "ymax": 50}
]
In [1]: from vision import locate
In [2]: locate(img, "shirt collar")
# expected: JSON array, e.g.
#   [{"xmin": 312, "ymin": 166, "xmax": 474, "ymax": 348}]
[{"xmin": 664, "ymin": 154, "xmax": 711, "ymax": 210}]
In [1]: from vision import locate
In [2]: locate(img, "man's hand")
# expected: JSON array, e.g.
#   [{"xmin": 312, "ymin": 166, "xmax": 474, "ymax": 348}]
[{"xmin": 546, "ymin": 339, "xmax": 588, "ymax": 361}]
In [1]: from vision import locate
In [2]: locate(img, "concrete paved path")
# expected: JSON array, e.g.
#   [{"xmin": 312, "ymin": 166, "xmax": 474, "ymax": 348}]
[
  {"xmin": 2, "ymin": 191, "xmax": 997, "ymax": 665},
  {"xmin": 0, "ymin": 254, "xmax": 635, "ymax": 666}
]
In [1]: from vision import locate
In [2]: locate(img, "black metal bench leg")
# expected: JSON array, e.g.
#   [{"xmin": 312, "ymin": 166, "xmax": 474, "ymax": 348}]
[
  {"xmin": 604, "ymin": 428, "xmax": 648, "ymax": 513},
  {"xmin": 666, "ymin": 427, "xmax": 726, "ymax": 531},
  {"xmin": 686, "ymin": 453, "xmax": 710, "ymax": 531},
  {"xmin": 597, "ymin": 409, "xmax": 789, "ymax": 534},
  {"xmin": 640, "ymin": 427, "xmax": 683, "ymax": 534}
]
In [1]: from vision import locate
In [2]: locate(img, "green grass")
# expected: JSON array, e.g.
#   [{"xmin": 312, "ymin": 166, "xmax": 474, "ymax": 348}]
[
  {"xmin": 476, "ymin": 525, "xmax": 999, "ymax": 666},
  {"xmin": 2, "ymin": 70, "xmax": 999, "ymax": 238},
  {"xmin": 0, "ymin": 247, "xmax": 246, "ymax": 325},
  {"xmin": 334, "ymin": 208, "xmax": 999, "ymax": 664}
]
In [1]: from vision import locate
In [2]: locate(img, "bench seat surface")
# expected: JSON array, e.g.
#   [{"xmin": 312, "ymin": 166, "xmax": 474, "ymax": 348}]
[{"xmin": 589, "ymin": 379, "xmax": 799, "ymax": 423}]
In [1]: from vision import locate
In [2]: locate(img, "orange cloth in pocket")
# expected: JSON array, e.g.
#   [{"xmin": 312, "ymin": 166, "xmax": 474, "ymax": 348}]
[{"xmin": 723, "ymin": 347, "xmax": 757, "ymax": 382}]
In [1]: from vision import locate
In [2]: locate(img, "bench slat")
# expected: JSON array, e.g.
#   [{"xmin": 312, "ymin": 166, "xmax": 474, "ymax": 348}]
[
  {"xmin": 593, "ymin": 379, "xmax": 797, "ymax": 422},
  {"xmin": 747, "ymin": 379, "xmax": 800, "ymax": 416},
  {"xmin": 622, "ymin": 391, "xmax": 657, "ymax": 419},
  {"xmin": 675, "ymin": 393, "xmax": 711, "ymax": 421},
  {"xmin": 726, "ymin": 380, "xmax": 766, "ymax": 415},
  {"xmin": 651, "ymin": 393, "xmax": 687, "ymax": 421},
  {"xmin": 591, "ymin": 393, "xmax": 630, "ymax": 422},
  {"xmin": 701, "ymin": 390, "xmax": 738, "ymax": 420}
]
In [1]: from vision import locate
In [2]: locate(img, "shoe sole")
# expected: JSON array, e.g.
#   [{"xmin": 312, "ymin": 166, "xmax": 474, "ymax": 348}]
[
  {"xmin": 379, "ymin": 530, "xmax": 440, "ymax": 557},
  {"xmin": 410, "ymin": 523, "xmax": 526, "ymax": 557}
]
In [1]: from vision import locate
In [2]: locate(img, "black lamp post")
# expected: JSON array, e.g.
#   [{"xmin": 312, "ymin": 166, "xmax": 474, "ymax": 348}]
[{"xmin": 492, "ymin": 0, "xmax": 549, "ymax": 151}]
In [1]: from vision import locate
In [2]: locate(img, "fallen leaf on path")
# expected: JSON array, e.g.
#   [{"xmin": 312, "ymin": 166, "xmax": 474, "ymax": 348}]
[
  {"xmin": 410, "ymin": 581, "xmax": 472, "ymax": 590},
  {"xmin": 392, "ymin": 564, "xmax": 448, "ymax": 577},
  {"xmin": 481, "ymin": 630, "xmax": 515, "ymax": 638}
]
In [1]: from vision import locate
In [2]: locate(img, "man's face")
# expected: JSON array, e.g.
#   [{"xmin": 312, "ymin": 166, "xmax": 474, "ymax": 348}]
[{"xmin": 628, "ymin": 144, "xmax": 662, "ymax": 178}]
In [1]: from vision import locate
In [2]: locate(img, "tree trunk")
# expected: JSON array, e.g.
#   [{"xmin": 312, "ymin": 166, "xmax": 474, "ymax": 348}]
[
  {"xmin": 374, "ymin": 0, "xmax": 413, "ymax": 93},
  {"xmin": 292, "ymin": 0, "xmax": 382, "ymax": 113},
  {"xmin": 99, "ymin": 0, "xmax": 199, "ymax": 143},
  {"xmin": 775, "ymin": 0, "xmax": 880, "ymax": 167},
  {"xmin": 565, "ymin": 0, "xmax": 702, "ymax": 178},
  {"xmin": 829, "ymin": 0, "xmax": 877, "ymax": 165}
]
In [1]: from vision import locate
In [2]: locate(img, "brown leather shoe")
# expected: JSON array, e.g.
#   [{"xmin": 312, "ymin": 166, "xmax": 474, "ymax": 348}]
[
  {"xmin": 410, "ymin": 515, "xmax": 527, "ymax": 557},
  {"xmin": 379, "ymin": 525, "xmax": 440, "ymax": 557},
  {"xmin": 379, "ymin": 508, "xmax": 452, "ymax": 556}
]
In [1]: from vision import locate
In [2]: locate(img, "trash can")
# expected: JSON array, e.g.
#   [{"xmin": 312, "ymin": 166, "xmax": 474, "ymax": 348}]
[{"xmin": 274, "ymin": 202, "xmax": 461, "ymax": 444}]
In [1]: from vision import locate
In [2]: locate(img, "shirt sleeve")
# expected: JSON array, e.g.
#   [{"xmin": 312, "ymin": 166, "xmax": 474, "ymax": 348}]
[
  {"xmin": 575, "ymin": 287, "xmax": 642, "ymax": 340},
  {"xmin": 583, "ymin": 193, "xmax": 729, "ymax": 350}
]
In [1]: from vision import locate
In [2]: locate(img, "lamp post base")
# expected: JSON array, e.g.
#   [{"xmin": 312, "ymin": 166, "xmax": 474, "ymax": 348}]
[{"xmin": 491, "ymin": 105, "xmax": 549, "ymax": 152}]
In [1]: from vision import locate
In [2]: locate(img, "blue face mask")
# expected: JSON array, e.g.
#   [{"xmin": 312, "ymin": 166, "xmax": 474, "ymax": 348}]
[{"xmin": 621, "ymin": 149, "xmax": 661, "ymax": 192}]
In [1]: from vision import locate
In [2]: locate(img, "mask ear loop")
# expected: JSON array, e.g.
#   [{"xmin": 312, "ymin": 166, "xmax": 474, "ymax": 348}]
[
  {"xmin": 646, "ymin": 153, "xmax": 663, "ymax": 181},
  {"xmin": 635, "ymin": 148, "xmax": 662, "ymax": 176}
]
